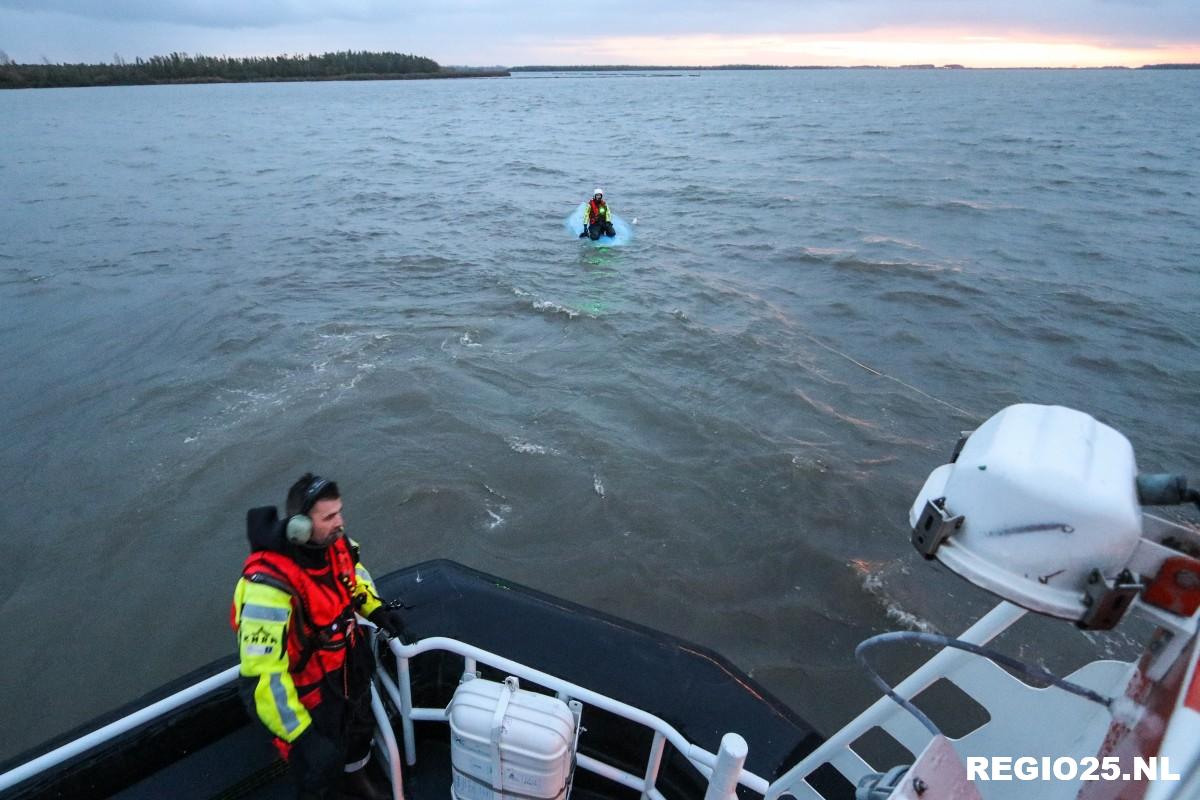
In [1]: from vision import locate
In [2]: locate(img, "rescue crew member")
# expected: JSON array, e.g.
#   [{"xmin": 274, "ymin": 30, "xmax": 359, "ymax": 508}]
[
  {"xmin": 231, "ymin": 474, "xmax": 402, "ymax": 800},
  {"xmin": 581, "ymin": 188, "xmax": 616, "ymax": 240}
]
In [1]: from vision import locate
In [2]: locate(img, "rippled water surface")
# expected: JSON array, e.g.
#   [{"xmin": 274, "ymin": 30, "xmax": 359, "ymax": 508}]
[{"xmin": 1, "ymin": 69, "xmax": 1198, "ymax": 760}]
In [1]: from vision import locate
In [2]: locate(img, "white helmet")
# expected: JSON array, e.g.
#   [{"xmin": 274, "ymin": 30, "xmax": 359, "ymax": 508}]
[{"xmin": 593, "ymin": 188, "xmax": 604, "ymax": 198}]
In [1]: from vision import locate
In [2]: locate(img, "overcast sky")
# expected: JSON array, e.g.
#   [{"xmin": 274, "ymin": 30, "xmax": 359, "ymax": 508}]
[{"xmin": 2, "ymin": 0, "xmax": 1198, "ymax": 67}]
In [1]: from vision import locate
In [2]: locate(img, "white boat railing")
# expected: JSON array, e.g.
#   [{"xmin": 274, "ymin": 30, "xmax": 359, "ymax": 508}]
[
  {"xmin": 368, "ymin": 619, "xmax": 1138, "ymax": 800},
  {"xmin": 764, "ymin": 602, "xmax": 1028, "ymax": 799},
  {"xmin": 0, "ymin": 637, "xmax": 772, "ymax": 800},
  {"xmin": 1, "ymin": 599, "xmax": 1152, "ymax": 800},
  {"xmin": 378, "ymin": 635, "xmax": 771, "ymax": 800},
  {"xmin": 765, "ymin": 601, "xmax": 1141, "ymax": 800},
  {"xmin": 0, "ymin": 664, "xmax": 242, "ymax": 794}
]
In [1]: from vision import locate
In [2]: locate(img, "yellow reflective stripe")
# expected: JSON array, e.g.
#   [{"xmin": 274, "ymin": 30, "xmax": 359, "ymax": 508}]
[
  {"xmin": 232, "ymin": 578, "xmax": 292, "ymax": 628},
  {"xmin": 252, "ymin": 671, "xmax": 310, "ymax": 741},
  {"xmin": 234, "ymin": 573, "xmax": 308, "ymax": 741},
  {"xmin": 242, "ymin": 603, "xmax": 289, "ymax": 622},
  {"xmin": 270, "ymin": 674, "xmax": 301, "ymax": 735}
]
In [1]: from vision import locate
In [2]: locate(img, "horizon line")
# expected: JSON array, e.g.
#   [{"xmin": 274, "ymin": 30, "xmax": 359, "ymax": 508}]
[{"xmin": 500, "ymin": 62, "xmax": 1198, "ymax": 70}]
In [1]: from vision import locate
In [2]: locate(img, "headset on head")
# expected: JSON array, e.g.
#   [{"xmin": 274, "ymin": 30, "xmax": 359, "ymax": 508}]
[{"xmin": 286, "ymin": 475, "xmax": 332, "ymax": 545}]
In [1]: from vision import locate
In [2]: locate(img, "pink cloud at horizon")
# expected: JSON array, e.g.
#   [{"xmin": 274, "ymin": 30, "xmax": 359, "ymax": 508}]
[{"xmin": 529, "ymin": 29, "xmax": 1200, "ymax": 69}]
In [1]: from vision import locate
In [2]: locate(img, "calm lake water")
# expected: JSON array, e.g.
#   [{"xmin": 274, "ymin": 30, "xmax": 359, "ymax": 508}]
[{"xmin": 1, "ymin": 69, "xmax": 1198, "ymax": 762}]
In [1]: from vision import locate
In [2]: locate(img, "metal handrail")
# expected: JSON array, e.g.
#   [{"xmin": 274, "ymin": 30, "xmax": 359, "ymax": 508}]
[
  {"xmin": 1, "ymin": 635, "xmax": 771, "ymax": 799},
  {"xmin": 763, "ymin": 602, "xmax": 1027, "ymax": 800},
  {"xmin": 382, "ymin": 636, "xmax": 771, "ymax": 798},
  {"xmin": 0, "ymin": 664, "xmax": 242, "ymax": 793},
  {"xmin": 368, "ymin": 682, "xmax": 405, "ymax": 800}
]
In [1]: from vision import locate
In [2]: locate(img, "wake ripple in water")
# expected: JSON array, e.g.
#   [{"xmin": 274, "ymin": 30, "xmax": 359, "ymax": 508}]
[{"xmin": 0, "ymin": 70, "xmax": 1195, "ymax": 761}]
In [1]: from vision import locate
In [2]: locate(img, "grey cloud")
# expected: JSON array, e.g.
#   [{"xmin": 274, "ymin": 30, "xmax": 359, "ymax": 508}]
[
  {"xmin": 0, "ymin": 0, "xmax": 427, "ymax": 29},
  {"xmin": 3, "ymin": 0, "xmax": 1198, "ymax": 38},
  {"xmin": 1, "ymin": 0, "xmax": 1196, "ymax": 64}
]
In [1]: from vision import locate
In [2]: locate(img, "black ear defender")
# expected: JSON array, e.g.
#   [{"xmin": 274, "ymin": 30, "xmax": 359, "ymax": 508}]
[{"xmin": 286, "ymin": 475, "xmax": 331, "ymax": 545}]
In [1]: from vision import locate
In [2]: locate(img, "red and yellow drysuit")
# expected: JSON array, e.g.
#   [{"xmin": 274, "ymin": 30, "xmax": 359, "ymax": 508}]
[
  {"xmin": 585, "ymin": 198, "xmax": 612, "ymax": 225},
  {"xmin": 230, "ymin": 535, "xmax": 383, "ymax": 744}
]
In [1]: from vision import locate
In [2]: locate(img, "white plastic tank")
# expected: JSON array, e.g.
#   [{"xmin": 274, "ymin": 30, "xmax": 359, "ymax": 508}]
[
  {"xmin": 909, "ymin": 404, "xmax": 1143, "ymax": 621},
  {"xmin": 448, "ymin": 676, "xmax": 577, "ymax": 800}
]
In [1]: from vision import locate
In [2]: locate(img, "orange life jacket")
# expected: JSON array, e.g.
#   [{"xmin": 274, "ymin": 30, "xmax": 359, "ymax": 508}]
[
  {"xmin": 238, "ymin": 536, "xmax": 361, "ymax": 699},
  {"xmin": 588, "ymin": 198, "xmax": 607, "ymax": 223}
]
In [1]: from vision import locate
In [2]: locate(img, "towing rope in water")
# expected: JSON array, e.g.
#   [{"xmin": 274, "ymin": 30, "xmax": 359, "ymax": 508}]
[{"xmin": 800, "ymin": 332, "xmax": 986, "ymax": 423}]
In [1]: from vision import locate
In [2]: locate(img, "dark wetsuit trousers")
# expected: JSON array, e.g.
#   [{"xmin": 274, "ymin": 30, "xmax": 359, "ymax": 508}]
[
  {"xmin": 287, "ymin": 640, "xmax": 376, "ymax": 800},
  {"xmin": 588, "ymin": 219, "xmax": 616, "ymax": 240}
]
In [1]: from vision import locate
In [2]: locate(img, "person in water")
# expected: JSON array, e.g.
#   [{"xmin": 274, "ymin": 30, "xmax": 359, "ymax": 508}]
[
  {"xmin": 231, "ymin": 474, "xmax": 404, "ymax": 800},
  {"xmin": 581, "ymin": 188, "xmax": 616, "ymax": 240}
]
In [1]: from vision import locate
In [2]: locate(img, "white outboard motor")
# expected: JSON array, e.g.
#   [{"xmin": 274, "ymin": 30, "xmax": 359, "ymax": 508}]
[{"xmin": 909, "ymin": 403, "xmax": 1144, "ymax": 629}]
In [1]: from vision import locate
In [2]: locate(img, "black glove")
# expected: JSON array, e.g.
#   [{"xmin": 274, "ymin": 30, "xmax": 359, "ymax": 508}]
[{"xmin": 368, "ymin": 607, "xmax": 410, "ymax": 643}]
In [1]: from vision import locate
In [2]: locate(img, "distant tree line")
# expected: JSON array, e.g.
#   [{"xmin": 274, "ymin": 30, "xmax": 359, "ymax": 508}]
[{"xmin": 0, "ymin": 51, "xmax": 445, "ymax": 89}]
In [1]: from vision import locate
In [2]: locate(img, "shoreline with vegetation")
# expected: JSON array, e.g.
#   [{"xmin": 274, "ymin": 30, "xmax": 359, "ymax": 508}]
[
  {"xmin": 3, "ymin": 50, "xmax": 1196, "ymax": 89},
  {"xmin": 0, "ymin": 51, "xmax": 507, "ymax": 90}
]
